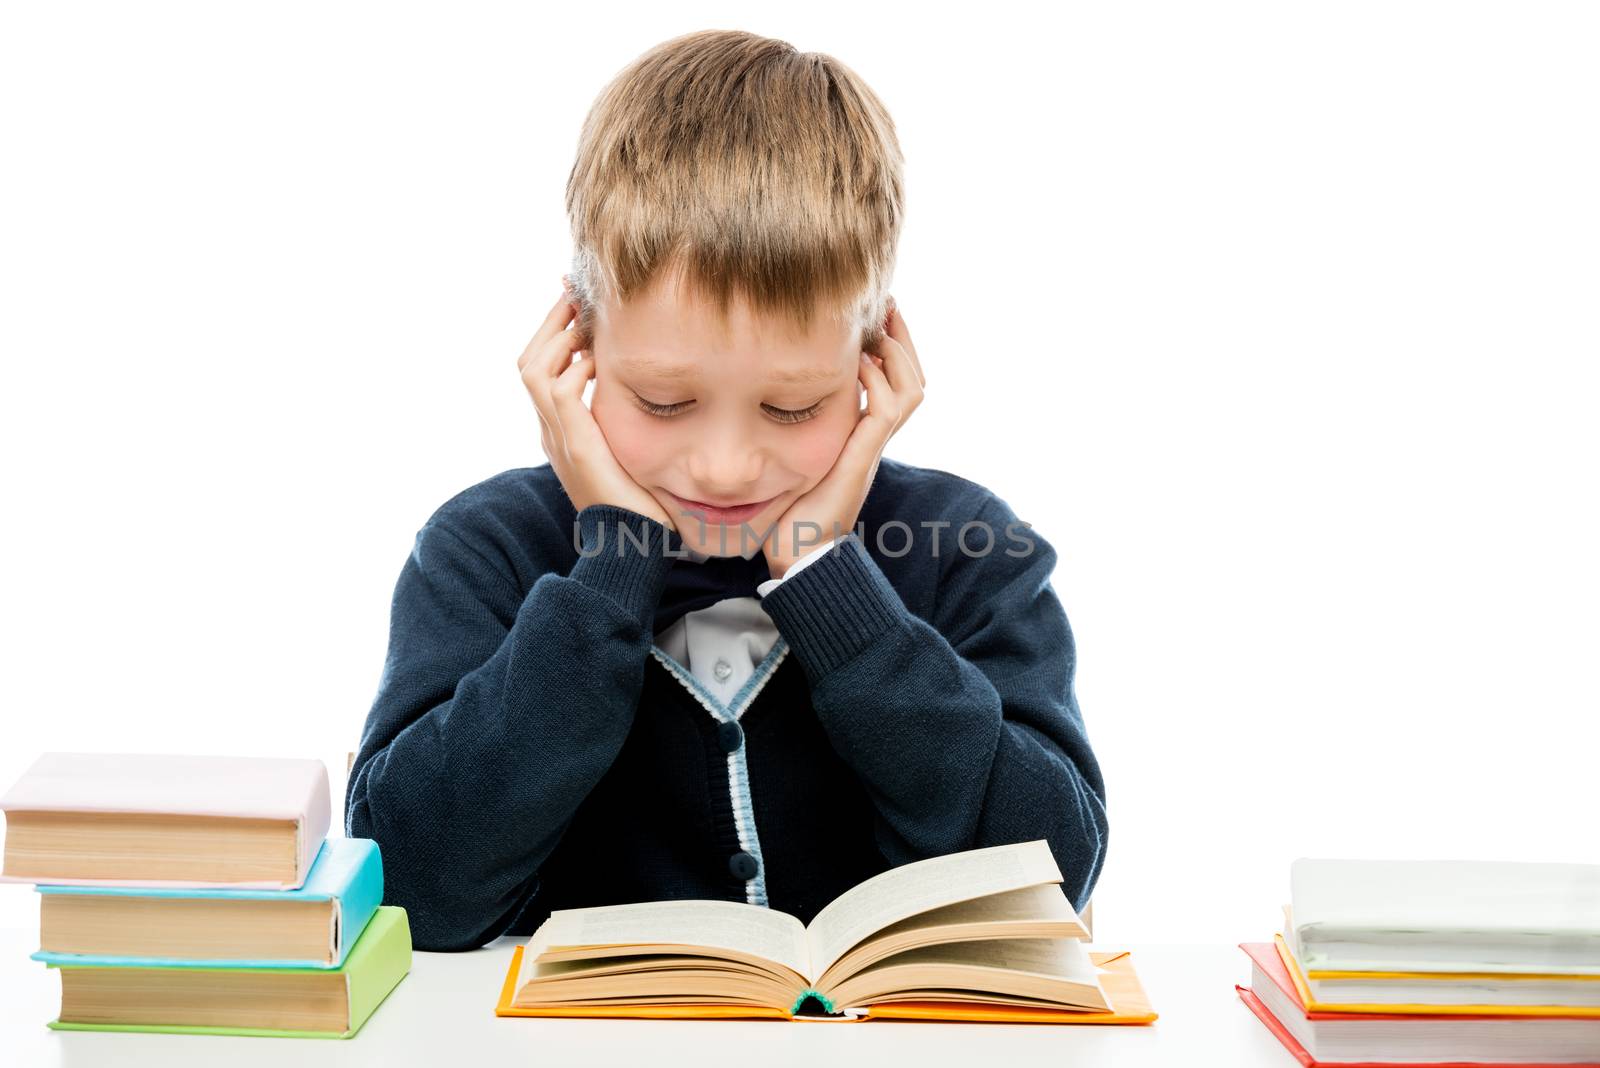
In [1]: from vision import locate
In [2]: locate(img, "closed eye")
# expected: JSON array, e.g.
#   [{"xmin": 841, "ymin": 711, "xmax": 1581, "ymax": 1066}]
[
  {"xmin": 632, "ymin": 396, "xmax": 693, "ymax": 418},
  {"xmin": 764, "ymin": 400, "xmax": 825, "ymax": 424},
  {"xmin": 631, "ymin": 395, "xmax": 824, "ymax": 424}
]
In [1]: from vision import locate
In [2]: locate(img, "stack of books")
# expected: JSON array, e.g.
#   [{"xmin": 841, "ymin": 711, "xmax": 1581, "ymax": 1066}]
[
  {"xmin": 0, "ymin": 751, "xmax": 412, "ymax": 1039},
  {"xmin": 1238, "ymin": 858, "xmax": 1600, "ymax": 1067},
  {"xmin": 498, "ymin": 837, "xmax": 1158, "ymax": 1024}
]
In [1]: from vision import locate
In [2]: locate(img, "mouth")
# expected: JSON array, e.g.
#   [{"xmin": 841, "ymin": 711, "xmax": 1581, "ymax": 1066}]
[{"xmin": 667, "ymin": 492, "xmax": 780, "ymax": 526}]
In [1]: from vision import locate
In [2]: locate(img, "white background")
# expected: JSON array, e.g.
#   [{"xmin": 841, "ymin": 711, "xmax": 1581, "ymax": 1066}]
[{"xmin": 2, "ymin": 1, "xmax": 1596, "ymax": 945}]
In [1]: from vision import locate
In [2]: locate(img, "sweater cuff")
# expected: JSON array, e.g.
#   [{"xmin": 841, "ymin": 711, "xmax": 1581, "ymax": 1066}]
[
  {"xmin": 757, "ymin": 533, "xmax": 905, "ymax": 685},
  {"xmin": 755, "ymin": 535, "xmax": 844, "ymax": 597},
  {"xmin": 567, "ymin": 504, "xmax": 679, "ymax": 633}
]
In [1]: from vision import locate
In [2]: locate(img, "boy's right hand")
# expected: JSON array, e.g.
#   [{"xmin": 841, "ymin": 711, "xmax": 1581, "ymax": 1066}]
[{"xmin": 518, "ymin": 290, "xmax": 677, "ymax": 533}]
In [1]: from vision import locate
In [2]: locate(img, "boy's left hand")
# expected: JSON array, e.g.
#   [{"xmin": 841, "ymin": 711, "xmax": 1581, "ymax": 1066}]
[{"xmin": 762, "ymin": 300, "xmax": 927, "ymax": 579}]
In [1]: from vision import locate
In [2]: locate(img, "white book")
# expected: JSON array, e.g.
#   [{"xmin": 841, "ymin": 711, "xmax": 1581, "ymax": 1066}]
[{"xmin": 1289, "ymin": 858, "xmax": 1600, "ymax": 975}]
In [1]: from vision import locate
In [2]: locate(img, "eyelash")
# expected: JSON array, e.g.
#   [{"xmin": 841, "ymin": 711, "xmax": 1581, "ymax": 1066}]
[{"xmin": 632, "ymin": 396, "xmax": 824, "ymax": 424}]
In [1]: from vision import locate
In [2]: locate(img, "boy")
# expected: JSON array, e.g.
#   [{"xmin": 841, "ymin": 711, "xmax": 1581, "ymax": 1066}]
[{"xmin": 347, "ymin": 29, "xmax": 1107, "ymax": 952}]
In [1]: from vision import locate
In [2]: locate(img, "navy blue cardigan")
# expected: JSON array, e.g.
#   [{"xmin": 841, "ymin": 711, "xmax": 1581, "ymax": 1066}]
[{"xmin": 346, "ymin": 457, "xmax": 1108, "ymax": 951}]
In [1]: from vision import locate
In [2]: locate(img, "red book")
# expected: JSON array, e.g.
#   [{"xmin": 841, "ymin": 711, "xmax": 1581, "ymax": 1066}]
[{"xmin": 1236, "ymin": 941, "xmax": 1600, "ymax": 1068}]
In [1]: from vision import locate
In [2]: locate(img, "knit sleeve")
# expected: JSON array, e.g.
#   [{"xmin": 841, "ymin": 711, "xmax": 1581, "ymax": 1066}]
[
  {"xmin": 345, "ymin": 503, "xmax": 675, "ymax": 951},
  {"xmin": 754, "ymin": 534, "xmax": 846, "ymax": 597},
  {"xmin": 755, "ymin": 492, "xmax": 1108, "ymax": 912}
]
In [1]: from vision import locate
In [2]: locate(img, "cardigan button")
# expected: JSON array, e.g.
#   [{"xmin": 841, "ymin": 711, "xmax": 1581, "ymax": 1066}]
[
  {"xmin": 717, "ymin": 721, "xmax": 744, "ymax": 753},
  {"xmin": 728, "ymin": 851, "xmax": 760, "ymax": 882}
]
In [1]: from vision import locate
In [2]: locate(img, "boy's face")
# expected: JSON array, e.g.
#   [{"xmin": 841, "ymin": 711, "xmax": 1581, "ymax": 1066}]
[{"xmin": 586, "ymin": 275, "xmax": 865, "ymax": 558}]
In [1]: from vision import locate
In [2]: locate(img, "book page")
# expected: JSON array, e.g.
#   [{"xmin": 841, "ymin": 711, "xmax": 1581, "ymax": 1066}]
[
  {"xmin": 806, "ymin": 839, "xmax": 1063, "ymax": 977},
  {"xmin": 525, "ymin": 899, "xmax": 810, "ymax": 979},
  {"xmin": 822, "ymin": 938, "xmax": 1109, "ymax": 1012},
  {"xmin": 871, "ymin": 883, "xmax": 1085, "ymax": 939},
  {"xmin": 856, "ymin": 936, "xmax": 1103, "ymax": 984}
]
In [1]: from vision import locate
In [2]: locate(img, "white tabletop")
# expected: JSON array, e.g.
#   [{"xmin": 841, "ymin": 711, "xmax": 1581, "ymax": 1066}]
[{"xmin": 0, "ymin": 927, "xmax": 1295, "ymax": 1066}]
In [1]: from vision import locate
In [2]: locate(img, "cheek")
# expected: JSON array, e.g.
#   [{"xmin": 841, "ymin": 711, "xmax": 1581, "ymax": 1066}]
[
  {"xmin": 590, "ymin": 385, "xmax": 662, "ymax": 474},
  {"xmin": 786, "ymin": 402, "xmax": 858, "ymax": 481}
]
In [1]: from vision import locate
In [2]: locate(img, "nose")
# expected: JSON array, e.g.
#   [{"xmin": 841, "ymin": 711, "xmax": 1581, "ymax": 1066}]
[{"xmin": 686, "ymin": 421, "xmax": 765, "ymax": 500}]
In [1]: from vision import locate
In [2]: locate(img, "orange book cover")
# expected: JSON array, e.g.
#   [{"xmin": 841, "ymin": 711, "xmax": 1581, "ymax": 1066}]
[{"xmin": 494, "ymin": 945, "xmax": 1157, "ymax": 1024}]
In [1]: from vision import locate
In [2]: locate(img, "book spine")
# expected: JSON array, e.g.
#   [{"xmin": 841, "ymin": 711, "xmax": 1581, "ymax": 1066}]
[
  {"xmin": 342, "ymin": 907, "xmax": 413, "ymax": 1035},
  {"xmin": 333, "ymin": 842, "xmax": 384, "ymax": 964},
  {"xmin": 790, "ymin": 988, "xmax": 843, "ymax": 1015}
]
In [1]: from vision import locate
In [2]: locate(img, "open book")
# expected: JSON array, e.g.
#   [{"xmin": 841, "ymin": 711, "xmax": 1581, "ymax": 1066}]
[{"xmin": 498, "ymin": 839, "xmax": 1156, "ymax": 1023}]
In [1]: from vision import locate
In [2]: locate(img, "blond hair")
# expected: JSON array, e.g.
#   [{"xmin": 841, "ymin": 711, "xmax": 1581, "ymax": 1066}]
[{"xmin": 564, "ymin": 29, "xmax": 904, "ymax": 353}]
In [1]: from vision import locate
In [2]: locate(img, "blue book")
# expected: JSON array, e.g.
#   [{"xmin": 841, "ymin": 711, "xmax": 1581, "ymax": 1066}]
[{"xmin": 32, "ymin": 837, "xmax": 383, "ymax": 969}]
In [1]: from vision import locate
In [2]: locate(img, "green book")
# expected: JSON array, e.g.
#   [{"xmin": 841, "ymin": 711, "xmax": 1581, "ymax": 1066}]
[{"xmin": 45, "ymin": 905, "xmax": 411, "ymax": 1039}]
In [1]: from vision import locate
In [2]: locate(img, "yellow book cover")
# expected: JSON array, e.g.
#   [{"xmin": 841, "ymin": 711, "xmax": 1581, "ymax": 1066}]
[{"xmin": 1274, "ymin": 934, "xmax": 1600, "ymax": 1018}]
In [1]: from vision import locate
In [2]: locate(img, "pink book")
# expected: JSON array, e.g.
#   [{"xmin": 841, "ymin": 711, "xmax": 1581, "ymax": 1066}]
[{"xmin": 0, "ymin": 752, "xmax": 331, "ymax": 890}]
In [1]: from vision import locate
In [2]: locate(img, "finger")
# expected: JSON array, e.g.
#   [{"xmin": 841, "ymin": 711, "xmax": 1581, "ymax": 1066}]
[
  {"xmin": 551, "ymin": 347, "xmax": 596, "ymax": 403},
  {"xmin": 516, "ymin": 292, "xmax": 580, "ymax": 373},
  {"xmin": 539, "ymin": 321, "xmax": 584, "ymax": 379},
  {"xmin": 865, "ymin": 354, "xmax": 904, "ymax": 430},
  {"xmin": 521, "ymin": 329, "xmax": 585, "ymax": 435},
  {"xmin": 870, "ymin": 334, "xmax": 910, "ymax": 391},
  {"xmin": 883, "ymin": 302, "xmax": 925, "ymax": 388},
  {"xmin": 538, "ymin": 415, "xmax": 555, "ymax": 460},
  {"xmin": 549, "ymin": 353, "xmax": 603, "ymax": 452},
  {"xmin": 830, "ymin": 359, "xmax": 898, "ymax": 482},
  {"xmin": 869, "ymin": 335, "xmax": 925, "ymax": 420},
  {"xmin": 852, "ymin": 354, "xmax": 903, "ymax": 444}
]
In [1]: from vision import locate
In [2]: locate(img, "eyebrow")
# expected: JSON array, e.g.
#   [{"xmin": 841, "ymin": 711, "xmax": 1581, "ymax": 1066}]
[{"xmin": 620, "ymin": 356, "xmax": 839, "ymax": 385}]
